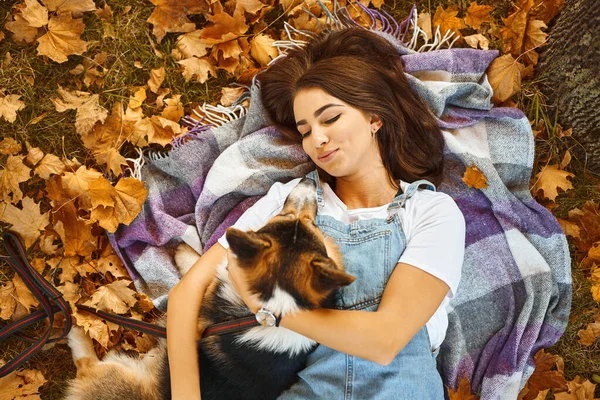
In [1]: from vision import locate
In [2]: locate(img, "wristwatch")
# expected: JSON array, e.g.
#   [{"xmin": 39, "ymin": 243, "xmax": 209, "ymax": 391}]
[{"xmin": 255, "ymin": 308, "xmax": 280, "ymax": 327}]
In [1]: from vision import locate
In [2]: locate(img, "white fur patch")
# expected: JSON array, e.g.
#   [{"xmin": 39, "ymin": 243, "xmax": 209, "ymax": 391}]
[
  {"xmin": 68, "ymin": 326, "xmax": 97, "ymax": 361},
  {"xmin": 288, "ymin": 183, "xmax": 316, "ymax": 210},
  {"xmin": 235, "ymin": 286, "xmax": 315, "ymax": 356}
]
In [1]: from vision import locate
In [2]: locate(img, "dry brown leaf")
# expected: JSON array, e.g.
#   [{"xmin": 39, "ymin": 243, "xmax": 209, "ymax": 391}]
[
  {"xmin": 128, "ymin": 87, "xmax": 146, "ymax": 110},
  {"xmin": 147, "ymin": 0, "xmax": 208, "ymax": 42},
  {"xmin": 433, "ymin": 5, "xmax": 466, "ymax": 38},
  {"xmin": 0, "ymin": 93, "xmax": 26, "ymax": 123},
  {"xmin": 234, "ymin": 0, "xmax": 266, "ymax": 14},
  {"xmin": 522, "ymin": 349, "xmax": 568, "ymax": 400},
  {"xmin": 34, "ymin": 153, "xmax": 66, "ymax": 179},
  {"xmin": 532, "ymin": 164, "xmax": 575, "ymax": 201},
  {"xmin": 577, "ymin": 322, "xmax": 600, "ymax": 346},
  {"xmin": 51, "ymin": 86, "xmax": 108, "ymax": 136},
  {"xmin": 43, "ymin": 0, "xmax": 96, "ymax": 17},
  {"xmin": 210, "ymin": 40, "xmax": 243, "ymax": 75},
  {"xmin": 36, "ymin": 12, "xmax": 88, "ymax": 63},
  {"xmin": 220, "ymin": 86, "xmax": 246, "ymax": 107},
  {"xmin": 447, "ymin": 376, "xmax": 480, "ymax": 399},
  {"xmin": 530, "ymin": 0, "xmax": 565, "ymax": 24},
  {"xmin": 417, "ymin": 12, "xmax": 432, "ymax": 40},
  {"xmin": 500, "ymin": 0, "xmax": 533, "ymax": 55},
  {"xmin": 556, "ymin": 218, "xmax": 581, "ymax": 239},
  {"xmin": 88, "ymin": 176, "xmax": 148, "ymax": 232},
  {"xmin": 52, "ymin": 201, "xmax": 97, "ymax": 258},
  {"xmin": 199, "ymin": 8, "xmax": 249, "ymax": 45},
  {"xmin": 136, "ymin": 292, "xmax": 155, "ymax": 313},
  {"xmin": 554, "ymin": 376, "xmax": 596, "ymax": 400},
  {"xmin": 590, "ymin": 266, "xmax": 600, "ymax": 302},
  {"xmin": 464, "ymin": 34, "xmax": 490, "ymax": 50},
  {"xmin": 0, "ymin": 155, "xmax": 31, "ymax": 204},
  {"xmin": 250, "ymin": 34, "xmax": 278, "ymax": 67},
  {"xmin": 161, "ymin": 95, "xmax": 184, "ymax": 122},
  {"xmin": 148, "ymin": 66, "xmax": 165, "ymax": 94},
  {"xmin": 61, "ymin": 165, "xmax": 103, "ymax": 210},
  {"xmin": 20, "ymin": 0, "xmax": 48, "ymax": 28},
  {"xmin": 0, "ymin": 197, "xmax": 49, "ymax": 248},
  {"xmin": 26, "ymin": 146, "xmax": 44, "ymax": 166},
  {"xmin": 85, "ymin": 279, "xmax": 137, "ymax": 314},
  {"xmin": 0, "ymin": 137, "xmax": 22, "ymax": 155},
  {"xmin": 174, "ymin": 30, "xmax": 210, "ymax": 60},
  {"xmin": 463, "ymin": 164, "xmax": 488, "ymax": 189},
  {"xmin": 134, "ymin": 114, "xmax": 183, "ymax": 146},
  {"xmin": 0, "ymin": 281, "xmax": 17, "ymax": 320},
  {"xmin": 0, "ymin": 368, "xmax": 46, "ymax": 400},
  {"xmin": 39, "ymin": 229, "xmax": 60, "ymax": 255},
  {"xmin": 97, "ymin": 255, "xmax": 129, "ymax": 278},
  {"xmin": 69, "ymin": 52, "xmax": 107, "ymax": 88},
  {"xmin": 5, "ymin": 13, "xmax": 39, "ymax": 44},
  {"xmin": 177, "ymin": 56, "xmax": 218, "ymax": 83},
  {"xmin": 96, "ymin": 3, "xmax": 113, "ymax": 21},
  {"xmin": 12, "ymin": 274, "xmax": 39, "ymax": 311},
  {"xmin": 523, "ymin": 19, "xmax": 548, "ymax": 65},
  {"xmin": 465, "ymin": 2, "xmax": 494, "ymax": 29},
  {"xmin": 73, "ymin": 310, "xmax": 110, "ymax": 348},
  {"xmin": 56, "ymin": 281, "xmax": 82, "ymax": 310},
  {"xmin": 487, "ymin": 54, "xmax": 526, "ymax": 103}
]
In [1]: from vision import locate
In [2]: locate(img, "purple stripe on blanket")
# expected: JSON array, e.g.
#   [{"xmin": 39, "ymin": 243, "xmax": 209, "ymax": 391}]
[
  {"xmin": 401, "ymin": 49, "xmax": 499, "ymax": 74},
  {"xmin": 205, "ymin": 196, "xmax": 261, "ymax": 250},
  {"xmin": 439, "ymin": 107, "xmax": 526, "ymax": 129}
]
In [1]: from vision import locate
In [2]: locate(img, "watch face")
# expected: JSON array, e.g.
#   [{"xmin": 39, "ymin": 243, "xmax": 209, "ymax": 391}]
[{"xmin": 256, "ymin": 309, "xmax": 276, "ymax": 327}]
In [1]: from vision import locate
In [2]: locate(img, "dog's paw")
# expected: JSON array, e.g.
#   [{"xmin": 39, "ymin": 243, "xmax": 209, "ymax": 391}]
[
  {"xmin": 174, "ymin": 242, "xmax": 201, "ymax": 276},
  {"xmin": 68, "ymin": 326, "xmax": 97, "ymax": 362}
]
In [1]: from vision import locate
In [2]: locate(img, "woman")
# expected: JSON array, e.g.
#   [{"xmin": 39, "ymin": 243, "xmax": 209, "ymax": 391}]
[{"xmin": 167, "ymin": 26, "xmax": 466, "ymax": 399}]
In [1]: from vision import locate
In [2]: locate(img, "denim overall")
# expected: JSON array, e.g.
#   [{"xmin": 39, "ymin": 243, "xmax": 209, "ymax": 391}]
[{"xmin": 278, "ymin": 170, "xmax": 444, "ymax": 400}]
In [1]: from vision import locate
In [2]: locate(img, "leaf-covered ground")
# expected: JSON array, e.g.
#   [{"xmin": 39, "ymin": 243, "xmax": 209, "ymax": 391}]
[{"xmin": 1, "ymin": 0, "xmax": 599, "ymax": 398}]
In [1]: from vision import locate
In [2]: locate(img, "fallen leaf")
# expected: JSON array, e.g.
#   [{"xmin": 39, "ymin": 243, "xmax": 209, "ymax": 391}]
[
  {"xmin": 463, "ymin": 164, "xmax": 488, "ymax": 189},
  {"xmin": 220, "ymin": 86, "xmax": 246, "ymax": 107},
  {"xmin": 52, "ymin": 201, "xmax": 97, "ymax": 257},
  {"xmin": 97, "ymin": 255, "xmax": 129, "ymax": 278},
  {"xmin": 5, "ymin": 13, "xmax": 39, "ymax": 44},
  {"xmin": 500, "ymin": 0, "xmax": 533, "ymax": 55},
  {"xmin": 73, "ymin": 310, "xmax": 110, "ymax": 348},
  {"xmin": 250, "ymin": 34, "xmax": 278, "ymax": 67},
  {"xmin": 175, "ymin": 30, "xmax": 210, "ymax": 59},
  {"xmin": 56, "ymin": 281, "xmax": 82, "ymax": 310},
  {"xmin": 161, "ymin": 95, "xmax": 184, "ymax": 122},
  {"xmin": 0, "ymin": 368, "xmax": 46, "ymax": 400},
  {"xmin": 556, "ymin": 218, "xmax": 580, "ymax": 239},
  {"xmin": 43, "ymin": 0, "xmax": 96, "ymax": 17},
  {"xmin": 0, "ymin": 137, "xmax": 22, "ymax": 155},
  {"xmin": 532, "ymin": 164, "xmax": 575, "ymax": 201},
  {"xmin": 465, "ymin": 2, "xmax": 494, "ymax": 29},
  {"xmin": 12, "ymin": 274, "xmax": 39, "ymax": 311},
  {"xmin": 554, "ymin": 376, "xmax": 596, "ymax": 400},
  {"xmin": 85, "ymin": 279, "xmax": 137, "ymax": 314},
  {"xmin": 51, "ymin": 86, "xmax": 108, "ymax": 136},
  {"xmin": 34, "ymin": 153, "xmax": 66, "ymax": 179},
  {"xmin": 522, "ymin": 349, "xmax": 568, "ymax": 400},
  {"xmin": 0, "ymin": 281, "xmax": 17, "ymax": 320},
  {"xmin": 148, "ymin": 66, "xmax": 165, "ymax": 94},
  {"xmin": 147, "ymin": 0, "xmax": 208, "ymax": 42},
  {"xmin": 0, "ymin": 155, "xmax": 31, "ymax": 203},
  {"xmin": 26, "ymin": 147, "xmax": 44, "ymax": 166},
  {"xmin": 177, "ymin": 56, "xmax": 218, "ymax": 83},
  {"xmin": 417, "ymin": 12, "xmax": 433, "ymax": 40},
  {"xmin": 0, "ymin": 197, "xmax": 49, "ymax": 248},
  {"xmin": 523, "ymin": 19, "xmax": 547, "ymax": 65},
  {"xmin": 577, "ymin": 322, "xmax": 600, "ymax": 346},
  {"xmin": 433, "ymin": 5, "xmax": 466, "ymax": 38},
  {"xmin": 136, "ymin": 292, "xmax": 155, "ymax": 313},
  {"xmin": 199, "ymin": 8, "xmax": 249, "ymax": 45},
  {"xmin": 464, "ymin": 34, "xmax": 490, "ymax": 50},
  {"xmin": 20, "ymin": 0, "xmax": 48, "ymax": 28},
  {"xmin": 36, "ymin": 12, "xmax": 88, "ymax": 63},
  {"xmin": 0, "ymin": 93, "xmax": 26, "ymax": 123},
  {"xmin": 447, "ymin": 376, "xmax": 480, "ymax": 399},
  {"xmin": 61, "ymin": 165, "xmax": 103, "ymax": 211},
  {"xmin": 487, "ymin": 54, "xmax": 526, "ymax": 103}
]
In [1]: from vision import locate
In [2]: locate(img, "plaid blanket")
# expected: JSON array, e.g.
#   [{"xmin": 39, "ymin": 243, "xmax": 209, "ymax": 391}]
[{"xmin": 107, "ymin": 3, "xmax": 571, "ymax": 398}]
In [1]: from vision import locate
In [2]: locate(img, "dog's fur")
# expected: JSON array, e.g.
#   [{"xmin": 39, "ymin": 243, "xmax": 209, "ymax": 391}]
[{"xmin": 64, "ymin": 177, "xmax": 355, "ymax": 400}]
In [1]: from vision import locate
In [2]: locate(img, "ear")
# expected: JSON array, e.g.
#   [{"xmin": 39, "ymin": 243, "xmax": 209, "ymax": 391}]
[
  {"xmin": 311, "ymin": 258, "xmax": 355, "ymax": 291},
  {"xmin": 226, "ymin": 228, "xmax": 270, "ymax": 262}
]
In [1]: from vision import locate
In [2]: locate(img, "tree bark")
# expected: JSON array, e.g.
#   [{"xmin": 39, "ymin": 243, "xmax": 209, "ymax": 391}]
[{"xmin": 536, "ymin": 0, "xmax": 600, "ymax": 172}]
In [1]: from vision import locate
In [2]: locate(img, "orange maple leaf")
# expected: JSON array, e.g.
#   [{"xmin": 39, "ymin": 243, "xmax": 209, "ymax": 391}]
[
  {"xmin": 532, "ymin": 164, "xmax": 575, "ymax": 202},
  {"xmin": 522, "ymin": 349, "xmax": 568, "ymax": 400},
  {"xmin": 448, "ymin": 376, "xmax": 480, "ymax": 399},
  {"xmin": 465, "ymin": 2, "xmax": 494, "ymax": 29},
  {"xmin": 36, "ymin": 12, "xmax": 88, "ymax": 63},
  {"xmin": 433, "ymin": 5, "xmax": 466, "ymax": 38},
  {"xmin": 462, "ymin": 164, "xmax": 488, "ymax": 189},
  {"xmin": 487, "ymin": 54, "xmax": 526, "ymax": 103},
  {"xmin": 147, "ymin": 0, "xmax": 208, "ymax": 42}
]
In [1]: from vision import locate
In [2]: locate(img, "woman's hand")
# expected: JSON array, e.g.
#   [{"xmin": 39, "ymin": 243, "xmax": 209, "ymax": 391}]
[{"xmin": 226, "ymin": 249, "xmax": 262, "ymax": 314}]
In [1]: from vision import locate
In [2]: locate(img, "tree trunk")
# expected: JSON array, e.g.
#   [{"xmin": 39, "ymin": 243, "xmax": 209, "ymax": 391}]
[{"xmin": 536, "ymin": 0, "xmax": 600, "ymax": 172}]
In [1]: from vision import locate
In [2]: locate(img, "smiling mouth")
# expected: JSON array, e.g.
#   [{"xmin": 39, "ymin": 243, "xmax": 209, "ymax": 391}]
[{"xmin": 318, "ymin": 149, "xmax": 338, "ymax": 161}]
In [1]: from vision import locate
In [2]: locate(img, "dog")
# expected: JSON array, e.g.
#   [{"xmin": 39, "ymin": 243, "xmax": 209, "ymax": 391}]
[{"xmin": 64, "ymin": 177, "xmax": 355, "ymax": 400}]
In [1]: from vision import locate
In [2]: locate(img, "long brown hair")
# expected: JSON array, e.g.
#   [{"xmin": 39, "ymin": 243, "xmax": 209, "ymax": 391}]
[{"xmin": 258, "ymin": 26, "xmax": 444, "ymax": 188}]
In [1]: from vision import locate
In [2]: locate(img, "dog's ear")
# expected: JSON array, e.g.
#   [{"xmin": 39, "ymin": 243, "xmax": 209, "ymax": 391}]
[
  {"xmin": 311, "ymin": 258, "xmax": 355, "ymax": 291},
  {"xmin": 226, "ymin": 228, "xmax": 270, "ymax": 261}
]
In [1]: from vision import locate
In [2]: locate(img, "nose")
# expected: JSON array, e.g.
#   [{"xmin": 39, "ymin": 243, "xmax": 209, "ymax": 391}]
[{"xmin": 311, "ymin": 127, "xmax": 329, "ymax": 148}]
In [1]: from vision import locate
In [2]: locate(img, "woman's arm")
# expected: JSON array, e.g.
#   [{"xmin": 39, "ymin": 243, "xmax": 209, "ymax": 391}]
[
  {"xmin": 167, "ymin": 243, "xmax": 228, "ymax": 400},
  {"xmin": 228, "ymin": 258, "xmax": 449, "ymax": 366}
]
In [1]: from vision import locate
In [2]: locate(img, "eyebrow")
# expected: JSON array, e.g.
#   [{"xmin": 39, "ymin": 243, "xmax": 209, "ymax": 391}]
[{"xmin": 295, "ymin": 103, "xmax": 343, "ymax": 127}]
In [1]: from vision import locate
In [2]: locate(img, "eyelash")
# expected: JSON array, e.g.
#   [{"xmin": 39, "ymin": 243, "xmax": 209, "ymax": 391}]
[{"xmin": 300, "ymin": 114, "xmax": 341, "ymax": 138}]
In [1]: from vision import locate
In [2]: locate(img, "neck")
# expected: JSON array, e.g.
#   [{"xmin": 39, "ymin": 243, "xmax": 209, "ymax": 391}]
[{"xmin": 333, "ymin": 167, "xmax": 399, "ymax": 209}]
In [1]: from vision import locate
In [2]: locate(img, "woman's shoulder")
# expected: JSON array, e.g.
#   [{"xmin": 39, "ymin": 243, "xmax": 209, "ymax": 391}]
[{"xmin": 401, "ymin": 181, "xmax": 463, "ymax": 220}]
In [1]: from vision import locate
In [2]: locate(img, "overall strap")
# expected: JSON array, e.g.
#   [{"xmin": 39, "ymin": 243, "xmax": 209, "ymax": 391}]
[
  {"xmin": 386, "ymin": 179, "xmax": 437, "ymax": 222},
  {"xmin": 305, "ymin": 169, "xmax": 325, "ymax": 210}
]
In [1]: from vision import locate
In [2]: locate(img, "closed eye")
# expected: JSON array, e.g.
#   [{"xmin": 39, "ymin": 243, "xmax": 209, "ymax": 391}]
[{"xmin": 300, "ymin": 114, "xmax": 341, "ymax": 138}]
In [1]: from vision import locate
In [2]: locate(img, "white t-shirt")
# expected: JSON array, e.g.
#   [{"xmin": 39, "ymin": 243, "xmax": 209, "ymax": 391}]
[{"xmin": 218, "ymin": 177, "xmax": 466, "ymax": 350}]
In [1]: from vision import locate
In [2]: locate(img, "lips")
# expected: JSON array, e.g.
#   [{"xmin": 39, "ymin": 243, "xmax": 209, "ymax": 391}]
[{"xmin": 318, "ymin": 149, "xmax": 338, "ymax": 160}]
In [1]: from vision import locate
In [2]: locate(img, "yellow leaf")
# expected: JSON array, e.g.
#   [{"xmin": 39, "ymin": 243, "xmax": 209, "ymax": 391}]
[
  {"xmin": 52, "ymin": 201, "xmax": 97, "ymax": 258},
  {"xmin": 34, "ymin": 153, "xmax": 66, "ymax": 179},
  {"xmin": 447, "ymin": 376, "xmax": 480, "ymax": 399},
  {"xmin": 12, "ymin": 274, "xmax": 39, "ymax": 311},
  {"xmin": 161, "ymin": 95, "xmax": 184, "ymax": 122},
  {"xmin": 85, "ymin": 279, "xmax": 137, "ymax": 314},
  {"xmin": 199, "ymin": 8, "xmax": 249, "ymax": 45},
  {"xmin": 487, "ymin": 54, "xmax": 526, "ymax": 103},
  {"xmin": 532, "ymin": 164, "xmax": 575, "ymax": 201},
  {"xmin": 0, "ymin": 155, "xmax": 31, "ymax": 204},
  {"xmin": 235, "ymin": 0, "xmax": 266, "ymax": 14},
  {"xmin": 0, "ymin": 368, "xmax": 46, "ymax": 400},
  {"xmin": 73, "ymin": 310, "xmax": 110, "ymax": 348},
  {"xmin": 147, "ymin": 0, "xmax": 208, "ymax": 42},
  {"xmin": 0, "ymin": 281, "xmax": 17, "ymax": 320},
  {"xmin": 417, "ymin": 12, "xmax": 433, "ymax": 40},
  {"xmin": 20, "ymin": 0, "xmax": 48, "ymax": 28},
  {"xmin": 220, "ymin": 86, "xmax": 246, "ymax": 107},
  {"xmin": 26, "ymin": 146, "xmax": 44, "ymax": 166},
  {"xmin": 577, "ymin": 322, "xmax": 600, "ymax": 346},
  {"xmin": 465, "ymin": 2, "xmax": 494, "ymax": 29},
  {"xmin": 148, "ymin": 66, "xmax": 165, "ymax": 94},
  {"xmin": 61, "ymin": 165, "xmax": 103, "ymax": 210},
  {"xmin": 51, "ymin": 86, "xmax": 108, "ymax": 136},
  {"xmin": 433, "ymin": 5, "xmax": 466, "ymax": 38},
  {"xmin": 0, "ymin": 93, "xmax": 26, "ymax": 123},
  {"xmin": 177, "ymin": 56, "xmax": 218, "ymax": 83},
  {"xmin": 0, "ymin": 137, "xmax": 22, "ymax": 155},
  {"xmin": 175, "ymin": 30, "xmax": 210, "ymax": 59},
  {"xmin": 5, "ymin": 14, "xmax": 39, "ymax": 44},
  {"xmin": 56, "ymin": 281, "xmax": 82, "ymax": 310},
  {"xmin": 89, "ymin": 177, "xmax": 148, "ymax": 232},
  {"xmin": 556, "ymin": 218, "xmax": 580, "ymax": 239},
  {"xmin": 0, "ymin": 197, "xmax": 49, "ymax": 248},
  {"xmin": 135, "ymin": 115, "xmax": 183, "ymax": 146},
  {"xmin": 554, "ymin": 376, "xmax": 596, "ymax": 400},
  {"xmin": 464, "ymin": 34, "xmax": 490, "ymax": 50},
  {"xmin": 462, "ymin": 164, "xmax": 488, "ymax": 189},
  {"xmin": 500, "ymin": 0, "xmax": 533, "ymax": 55},
  {"xmin": 36, "ymin": 12, "xmax": 88, "ymax": 64},
  {"xmin": 250, "ymin": 34, "xmax": 278, "ymax": 67},
  {"xmin": 523, "ymin": 19, "xmax": 548, "ymax": 65},
  {"xmin": 42, "ymin": 0, "xmax": 96, "ymax": 18},
  {"xmin": 97, "ymin": 255, "xmax": 129, "ymax": 278},
  {"xmin": 128, "ymin": 87, "xmax": 146, "ymax": 110}
]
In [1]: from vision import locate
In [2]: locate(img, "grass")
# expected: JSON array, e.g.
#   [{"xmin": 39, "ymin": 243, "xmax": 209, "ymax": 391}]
[{"xmin": 0, "ymin": 0, "xmax": 598, "ymax": 398}]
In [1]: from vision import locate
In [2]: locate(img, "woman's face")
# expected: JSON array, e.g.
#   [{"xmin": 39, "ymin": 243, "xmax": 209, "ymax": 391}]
[{"xmin": 293, "ymin": 87, "xmax": 383, "ymax": 178}]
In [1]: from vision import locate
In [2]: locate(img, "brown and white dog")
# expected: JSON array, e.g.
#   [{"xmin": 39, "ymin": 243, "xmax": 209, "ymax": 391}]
[{"xmin": 64, "ymin": 177, "xmax": 355, "ymax": 400}]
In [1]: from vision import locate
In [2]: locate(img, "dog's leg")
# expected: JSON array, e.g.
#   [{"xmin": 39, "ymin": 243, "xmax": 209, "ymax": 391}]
[
  {"xmin": 67, "ymin": 326, "xmax": 99, "ymax": 376},
  {"xmin": 174, "ymin": 242, "xmax": 201, "ymax": 276}
]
